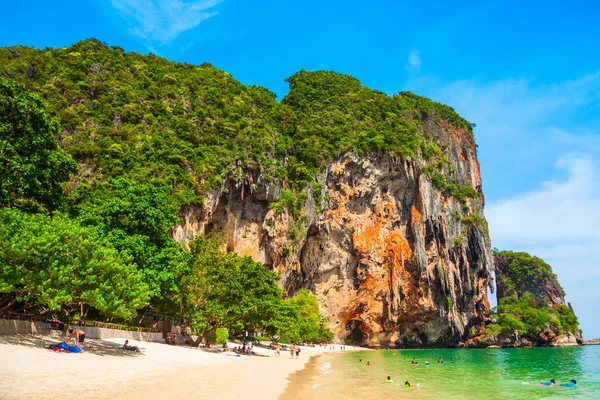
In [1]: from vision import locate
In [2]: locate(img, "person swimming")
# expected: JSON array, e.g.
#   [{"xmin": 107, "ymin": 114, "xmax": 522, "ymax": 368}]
[
  {"xmin": 538, "ymin": 379, "xmax": 556, "ymax": 386},
  {"xmin": 359, "ymin": 359, "xmax": 362, "ymax": 363},
  {"xmin": 425, "ymin": 361, "xmax": 430, "ymax": 366},
  {"xmin": 385, "ymin": 376, "xmax": 394, "ymax": 383},
  {"xmin": 438, "ymin": 357, "xmax": 444, "ymax": 364},
  {"xmin": 404, "ymin": 381, "xmax": 411, "ymax": 387},
  {"xmin": 561, "ymin": 379, "xmax": 577, "ymax": 387},
  {"xmin": 366, "ymin": 361, "xmax": 371, "ymax": 366},
  {"xmin": 451, "ymin": 358, "xmax": 455, "ymax": 364}
]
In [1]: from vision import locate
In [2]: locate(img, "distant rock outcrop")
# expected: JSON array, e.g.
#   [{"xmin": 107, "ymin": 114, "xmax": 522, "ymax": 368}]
[{"xmin": 467, "ymin": 251, "xmax": 582, "ymax": 347}]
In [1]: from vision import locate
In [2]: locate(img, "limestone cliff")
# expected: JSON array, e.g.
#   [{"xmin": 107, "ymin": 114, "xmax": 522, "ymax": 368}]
[
  {"xmin": 494, "ymin": 251, "xmax": 566, "ymax": 309},
  {"xmin": 173, "ymin": 122, "xmax": 494, "ymax": 348}
]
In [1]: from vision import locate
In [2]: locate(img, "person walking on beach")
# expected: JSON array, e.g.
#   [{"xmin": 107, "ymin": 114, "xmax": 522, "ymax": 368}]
[
  {"xmin": 290, "ymin": 344, "xmax": 295, "ymax": 359},
  {"xmin": 295, "ymin": 346, "xmax": 301, "ymax": 359}
]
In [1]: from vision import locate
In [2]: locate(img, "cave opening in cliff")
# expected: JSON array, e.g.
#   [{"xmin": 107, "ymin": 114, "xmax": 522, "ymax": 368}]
[{"xmin": 347, "ymin": 321, "xmax": 365, "ymax": 344}]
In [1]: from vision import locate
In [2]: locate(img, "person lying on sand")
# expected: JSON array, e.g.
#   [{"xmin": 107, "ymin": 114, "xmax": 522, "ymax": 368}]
[{"xmin": 122, "ymin": 340, "xmax": 141, "ymax": 353}]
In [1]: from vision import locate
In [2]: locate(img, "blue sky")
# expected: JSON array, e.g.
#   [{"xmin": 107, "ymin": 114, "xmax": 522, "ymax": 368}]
[{"xmin": 1, "ymin": 0, "xmax": 599, "ymax": 339}]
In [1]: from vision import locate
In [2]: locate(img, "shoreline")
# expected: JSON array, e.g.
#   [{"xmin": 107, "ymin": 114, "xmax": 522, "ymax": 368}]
[{"xmin": 0, "ymin": 334, "xmax": 365, "ymax": 400}]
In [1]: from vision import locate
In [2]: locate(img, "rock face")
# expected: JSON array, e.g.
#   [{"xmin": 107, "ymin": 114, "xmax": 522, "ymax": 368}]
[
  {"xmin": 173, "ymin": 124, "xmax": 494, "ymax": 348},
  {"xmin": 491, "ymin": 251, "xmax": 583, "ymax": 346},
  {"xmin": 494, "ymin": 252, "xmax": 565, "ymax": 308}
]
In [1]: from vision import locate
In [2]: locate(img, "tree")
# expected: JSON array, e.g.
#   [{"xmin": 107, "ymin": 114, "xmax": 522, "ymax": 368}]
[
  {"xmin": 288, "ymin": 289, "xmax": 325, "ymax": 341},
  {"xmin": 205, "ymin": 327, "xmax": 229, "ymax": 346},
  {"xmin": 0, "ymin": 208, "xmax": 150, "ymax": 318},
  {"xmin": 0, "ymin": 78, "xmax": 77, "ymax": 211},
  {"xmin": 69, "ymin": 178, "xmax": 190, "ymax": 312},
  {"xmin": 180, "ymin": 236, "xmax": 282, "ymax": 346},
  {"xmin": 265, "ymin": 289, "xmax": 334, "ymax": 343}
]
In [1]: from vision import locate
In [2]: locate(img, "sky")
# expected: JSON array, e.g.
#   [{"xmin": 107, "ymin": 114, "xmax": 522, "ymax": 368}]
[{"xmin": 1, "ymin": 0, "xmax": 599, "ymax": 339}]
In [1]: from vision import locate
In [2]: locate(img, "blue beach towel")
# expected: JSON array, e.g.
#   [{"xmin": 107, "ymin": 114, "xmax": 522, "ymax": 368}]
[{"xmin": 51, "ymin": 341, "xmax": 82, "ymax": 353}]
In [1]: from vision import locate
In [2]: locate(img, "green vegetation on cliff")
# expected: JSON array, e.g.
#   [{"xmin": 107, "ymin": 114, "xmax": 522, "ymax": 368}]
[
  {"xmin": 0, "ymin": 78, "xmax": 77, "ymax": 211},
  {"xmin": 0, "ymin": 39, "xmax": 473, "ymax": 198},
  {"xmin": 484, "ymin": 251, "xmax": 580, "ymax": 340}
]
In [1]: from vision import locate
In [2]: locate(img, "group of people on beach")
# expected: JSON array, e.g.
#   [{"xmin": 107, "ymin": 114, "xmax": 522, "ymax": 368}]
[
  {"xmin": 62, "ymin": 328, "xmax": 142, "ymax": 354},
  {"xmin": 289, "ymin": 343, "xmax": 301, "ymax": 358}
]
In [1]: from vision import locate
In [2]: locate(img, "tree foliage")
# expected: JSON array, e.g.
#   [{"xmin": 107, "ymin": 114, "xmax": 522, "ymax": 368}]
[
  {"xmin": 0, "ymin": 78, "xmax": 77, "ymax": 211},
  {"xmin": 0, "ymin": 41, "xmax": 474, "ymax": 200},
  {"xmin": 0, "ymin": 208, "xmax": 150, "ymax": 318},
  {"xmin": 68, "ymin": 178, "xmax": 189, "ymax": 308},
  {"xmin": 180, "ymin": 237, "xmax": 333, "ymax": 345},
  {"xmin": 180, "ymin": 236, "xmax": 283, "ymax": 345},
  {"xmin": 494, "ymin": 293, "xmax": 579, "ymax": 336},
  {"xmin": 266, "ymin": 289, "xmax": 334, "ymax": 343}
]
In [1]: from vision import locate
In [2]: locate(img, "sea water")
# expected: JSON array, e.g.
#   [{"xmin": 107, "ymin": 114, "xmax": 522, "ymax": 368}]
[{"xmin": 282, "ymin": 346, "xmax": 600, "ymax": 399}]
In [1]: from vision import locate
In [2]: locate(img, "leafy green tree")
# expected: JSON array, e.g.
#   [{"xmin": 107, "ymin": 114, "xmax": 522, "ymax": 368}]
[
  {"xmin": 0, "ymin": 78, "xmax": 77, "ymax": 211},
  {"xmin": 180, "ymin": 236, "xmax": 282, "ymax": 346},
  {"xmin": 265, "ymin": 289, "xmax": 334, "ymax": 343},
  {"xmin": 288, "ymin": 289, "xmax": 326, "ymax": 341},
  {"xmin": 69, "ymin": 178, "xmax": 189, "ymax": 311},
  {"xmin": 0, "ymin": 208, "xmax": 149, "ymax": 318},
  {"xmin": 205, "ymin": 327, "xmax": 229, "ymax": 346}
]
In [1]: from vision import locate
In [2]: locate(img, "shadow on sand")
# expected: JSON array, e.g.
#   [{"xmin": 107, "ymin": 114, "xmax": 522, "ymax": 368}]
[{"xmin": 0, "ymin": 334, "xmax": 142, "ymax": 357}]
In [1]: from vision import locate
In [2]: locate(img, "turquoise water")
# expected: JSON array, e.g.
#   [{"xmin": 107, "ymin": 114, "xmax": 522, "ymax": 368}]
[{"xmin": 283, "ymin": 346, "xmax": 600, "ymax": 399}]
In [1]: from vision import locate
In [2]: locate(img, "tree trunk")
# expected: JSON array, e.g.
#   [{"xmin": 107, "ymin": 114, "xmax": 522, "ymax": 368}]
[{"xmin": 181, "ymin": 330, "xmax": 204, "ymax": 347}]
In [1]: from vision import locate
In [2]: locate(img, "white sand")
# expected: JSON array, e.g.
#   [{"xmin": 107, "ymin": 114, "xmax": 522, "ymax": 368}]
[{"xmin": 0, "ymin": 335, "xmax": 364, "ymax": 400}]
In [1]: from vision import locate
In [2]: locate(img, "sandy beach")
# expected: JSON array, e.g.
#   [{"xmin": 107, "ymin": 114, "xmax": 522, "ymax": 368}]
[{"xmin": 0, "ymin": 334, "xmax": 361, "ymax": 400}]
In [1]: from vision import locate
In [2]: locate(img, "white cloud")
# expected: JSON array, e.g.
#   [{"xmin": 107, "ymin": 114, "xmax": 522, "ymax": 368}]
[
  {"xmin": 486, "ymin": 157, "xmax": 600, "ymax": 244},
  {"xmin": 431, "ymin": 73, "xmax": 600, "ymax": 137},
  {"xmin": 109, "ymin": 0, "xmax": 222, "ymax": 43},
  {"xmin": 407, "ymin": 50, "xmax": 422, "ymax": 71}
]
